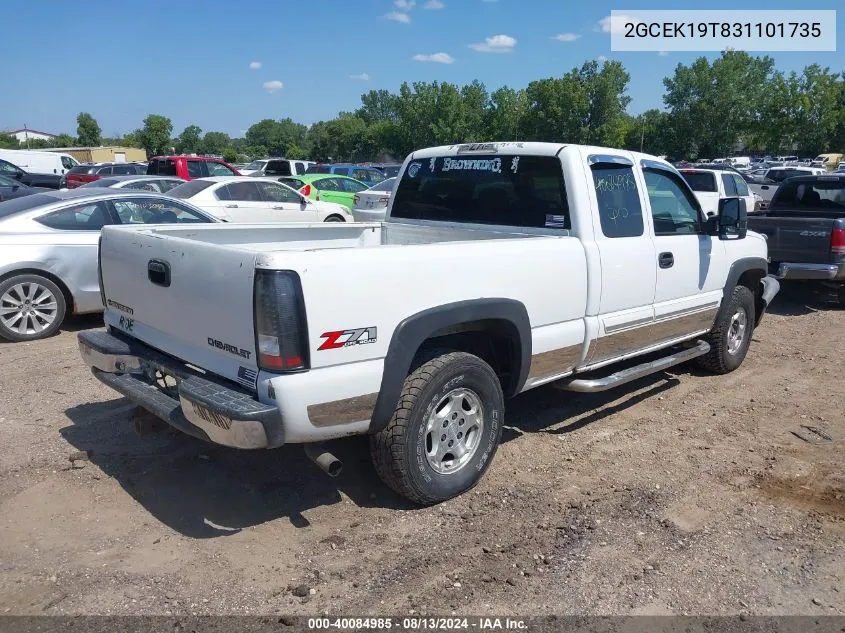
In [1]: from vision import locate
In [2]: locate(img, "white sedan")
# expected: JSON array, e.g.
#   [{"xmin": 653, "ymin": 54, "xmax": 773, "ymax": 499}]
[
  {"xmin": 350, "ymin": 177, "xmax": 397, "ymax": 222},
  {"xmin": 167, "ymin": 177, "xmax": 353, "ymax": 223}
]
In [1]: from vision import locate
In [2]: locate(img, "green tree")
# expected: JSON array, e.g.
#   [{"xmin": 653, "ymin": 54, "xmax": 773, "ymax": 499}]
[
  {"xmin": 245, "ymin": 118, "xmax": 307, "ymax": 156},
  {"xmin": 0, "ymin": 134, "xmax": 19, "ymax": 149},
  {"xmin": 199, "ymin": 131, "xmax": 230, "ymax": 155},
  {"xmin": 222, "ymin": 147, "xmax": 239, "ymax": 163},
  {"xmin": 623, "ymin": 109, "xmax": 674, "ymax": 156},
  {"xmin": 51, "ymin": 133, "xmax": 76, "ymax": 147},
  {"xmin": 76, "ymin": 112, "xmax": 102, "ymax": 146},
  {"xmin": 663, "ymin": 51, "xmax": 776, "ymax": 158},
  {"xmin": 137, "ymin": 115, "xmax": 173, "ymax": 156},
  {"xmin": 487, "ymin": 87, "xmax": 528, "ymax": 141},
  {"xmin": 176, "ymin": 125, "xmax": 202, "ymax": 154},
  {"xmin": 28, "ymin": 139, "xmax": 53, "ymax": 149},
  {"xmin": 355, "ymin": 89, "xmax": 399, "ymax": 124}
]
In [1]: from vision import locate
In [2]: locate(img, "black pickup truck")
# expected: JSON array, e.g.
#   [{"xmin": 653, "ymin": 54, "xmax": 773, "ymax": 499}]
[{"xmin": 747, "ymin": 174, "xmax": 845, "ymax": 302}]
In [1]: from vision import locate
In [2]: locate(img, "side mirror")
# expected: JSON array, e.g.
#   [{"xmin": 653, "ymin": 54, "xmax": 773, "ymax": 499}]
[
  {"xmin": 13, "ymin": 170, "xmax": 23, "ymax": 181},
  {"xmin": 716, "ymin": 197, "xmax": 747, "ymax": 240}
]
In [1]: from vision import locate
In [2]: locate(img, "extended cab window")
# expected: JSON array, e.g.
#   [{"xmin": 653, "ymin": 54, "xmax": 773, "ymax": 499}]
[
  {"xmin": 680, "ymin": 171, "xmax": 717, "ymax": 192},
  {"xmin": 391, "ymin": 154, "xmax": 569, "ymax": 229},
  {"xmin": 187, "ymin": 160, "xmax": 207, "ymax": 178},
  {"xmin": 644, "ymin": 169, "xmax": 702, "ymax": 235},
  {"xmin": 732, "ymin": 174, "xmax": 750, "ymax": 196},
  {"xmin": 591, "ymin": 163, "xmax": 643, "ymax": 238},
  {"xmin": 722, "ymin": 173, "xmax": 738, "ymax": 195}
]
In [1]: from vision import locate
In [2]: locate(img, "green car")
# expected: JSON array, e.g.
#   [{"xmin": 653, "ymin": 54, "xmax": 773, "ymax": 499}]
[{"xmin": 279, "ymin": 174, "xmax": 369, "ymax": 210}]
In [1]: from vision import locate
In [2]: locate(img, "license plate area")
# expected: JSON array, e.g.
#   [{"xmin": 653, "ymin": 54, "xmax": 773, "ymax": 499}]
[{"xmin": 140, "ymin": 360, "xmax": 183, "ymax": 399}]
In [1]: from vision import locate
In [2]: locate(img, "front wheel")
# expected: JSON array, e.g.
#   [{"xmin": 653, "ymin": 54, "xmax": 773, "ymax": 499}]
[
  {"xmin": 697, "ymin": 285, "xmax": 755, "ymax": 374},
  {"xmin": 370, "ymin": 350, "xmax": 505, "ymax": 505},
  {"xmin": 0, "ymin": 274, "xmax": 67, "ymax": 342}
]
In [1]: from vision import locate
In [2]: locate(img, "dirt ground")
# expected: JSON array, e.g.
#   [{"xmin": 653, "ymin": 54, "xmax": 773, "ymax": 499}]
[{"xmin": 0, "ymin": 283, "xmax": 842, "ymax": 617}]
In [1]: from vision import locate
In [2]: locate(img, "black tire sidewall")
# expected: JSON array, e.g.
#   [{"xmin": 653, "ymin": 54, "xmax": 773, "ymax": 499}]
[
  {"xmin": 0, "ymin": 274, "xmax": 67, "ymax": 342},
  {"xmin": 406, "ymin": 357, "xmax": 504, "ymax": 502},
  {"xmin": 718, "ymin": 287, "xmax": 754, "ymax": 371}
]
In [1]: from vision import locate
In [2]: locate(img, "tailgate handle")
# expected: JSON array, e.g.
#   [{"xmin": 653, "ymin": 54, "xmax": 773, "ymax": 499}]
[{"xmin": 148, "ymin": 259, "xmax": 171, "ymax": 287}]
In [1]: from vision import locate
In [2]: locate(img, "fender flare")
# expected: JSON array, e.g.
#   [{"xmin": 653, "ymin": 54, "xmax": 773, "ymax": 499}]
[
  {"xmin": 369, "ymin": 298, "xmax": 532, "ymax": 433},
  {"xmin": 717, "ymin": 256, "xmax": 768, "ymax": 323}
]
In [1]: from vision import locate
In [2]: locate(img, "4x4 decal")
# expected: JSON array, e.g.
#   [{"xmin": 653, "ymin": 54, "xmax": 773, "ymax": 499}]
[{"xmin": 318, "ymin": 327, "xmax": 377, "ymax": 351}]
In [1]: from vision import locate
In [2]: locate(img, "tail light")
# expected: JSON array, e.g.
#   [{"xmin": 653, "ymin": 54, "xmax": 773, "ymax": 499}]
[
  {"xmin": 254, "ymin": 270, "xmax": 309, "ymax": 372},
  {"xmin": 300, "ymin": 184, "xmax": 311, "ymax": 197},
  {"xmin": 832, "ymin": 227, "xmax": 845, "ymax": 258},
  {"xmin": 378, "ymin": 196, "xmax": 390, "ymax": 207}
]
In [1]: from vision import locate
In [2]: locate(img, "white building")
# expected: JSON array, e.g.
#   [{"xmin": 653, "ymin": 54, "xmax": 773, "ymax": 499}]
[{"xmin": 4, "ymin": 128, "xmax": 57, "ymax": 144}]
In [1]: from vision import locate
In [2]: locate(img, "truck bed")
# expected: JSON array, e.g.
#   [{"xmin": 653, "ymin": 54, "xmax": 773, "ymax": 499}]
[{"xmin": 143, "ymin": 221, "xmax": 547, "ymax": 252}]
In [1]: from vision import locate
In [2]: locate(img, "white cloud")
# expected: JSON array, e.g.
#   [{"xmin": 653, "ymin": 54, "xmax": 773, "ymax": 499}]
[
  {"xmin": 424, "ymin": 0, "xmax": 445, "ymax": 7},
  {"xmin": 350, "ymin": 73, "xmax": 371, "ymax": 81},
  {"xmin": 413, "ymin": 52, "xmax": 455, "ymax": 64},
  {"xmin": 249, "ymin": 61, "xmax": 261, "ymax": 70},
  {"xmin": 597, "ymin": 55, "xmax": 608, "ymax": 62},
  {"xmin": 263, "ymin": 80, "xmax": 283, "ymax": 93},
  {"xmin": 394, "ymin": 0, "xmax": 415, "ymax": 7},
  {"xmin": 468, "ymin": 34, "xmax": 516, "ymax": 53},
  {"xmin": 658, "ymin": 50, "xmax": 669, "ymax": 56},
  {"xmin": 598, "ymin": 14, "xmax": 640, "ymax": 35},
  {"xmin": 385, "ymin": 11, "xmax": 411, "ymax": 22},
  {"xmin": 554, "ymin": 32, "xmax": 580, "ymax": 42}
]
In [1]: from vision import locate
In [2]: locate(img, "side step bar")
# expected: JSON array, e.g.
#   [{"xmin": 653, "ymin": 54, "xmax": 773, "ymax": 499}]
[{"xmin": 555, "ymin": 340, "xmax": 711, "ymax": 393}]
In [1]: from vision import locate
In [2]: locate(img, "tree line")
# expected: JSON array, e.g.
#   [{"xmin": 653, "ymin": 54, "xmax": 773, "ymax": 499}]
[{"xmin": 3, "ymin": 51, "xmax": 843, "ymax": 162}]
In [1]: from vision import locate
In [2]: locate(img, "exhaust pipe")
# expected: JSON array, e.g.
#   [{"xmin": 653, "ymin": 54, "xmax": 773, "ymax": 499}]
[
  {"xmin": 304, "ymin": 443, "xmax": 343, "ymax": 478},
  {"xmin": 130, "ymin": 406, "xmax": 168, "ymax": 436}
]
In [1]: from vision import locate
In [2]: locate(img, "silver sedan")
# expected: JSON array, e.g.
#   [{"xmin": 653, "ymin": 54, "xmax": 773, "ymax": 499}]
[{"xmin": 0, "ymin": 188, "xmax": 218, "ymax": 342}]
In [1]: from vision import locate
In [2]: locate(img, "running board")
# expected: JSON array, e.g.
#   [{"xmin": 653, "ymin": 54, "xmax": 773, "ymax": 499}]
[{"xmin": 555, "ymin": 340, "xmax": 711, "ymax": 393}]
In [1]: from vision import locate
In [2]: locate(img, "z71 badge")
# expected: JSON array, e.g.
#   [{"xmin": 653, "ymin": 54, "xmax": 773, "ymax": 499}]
[{"xmin": 318, "ymin": 327, "xmax": 377, "ymax": 351}]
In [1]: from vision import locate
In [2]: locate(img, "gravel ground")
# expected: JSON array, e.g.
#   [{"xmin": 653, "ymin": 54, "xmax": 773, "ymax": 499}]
[{"xmin": 0, "ymin": 283, "xmax": 842, "ymax": 617}]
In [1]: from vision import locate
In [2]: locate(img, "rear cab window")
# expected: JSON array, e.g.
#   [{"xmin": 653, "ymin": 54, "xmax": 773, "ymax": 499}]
[
  {"xmin": 391, "ymin": 151, "xmax": 569, "ymax": 229},
  {"xmin": 186, "ymin": 160, "xmax": 207, "ymax": 179},
  {"xmin": 772, "ymin": 179, "xmax": 845, "ymax": 210},
  {"xmin": 680, "ymin": 171, "xmax": 717, "ymax": 193}
]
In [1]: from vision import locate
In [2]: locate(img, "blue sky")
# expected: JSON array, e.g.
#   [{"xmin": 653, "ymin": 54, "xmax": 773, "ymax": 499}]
[{"xmin": 0, "ymin": 0, "xmax": 840, "ymax": 138}]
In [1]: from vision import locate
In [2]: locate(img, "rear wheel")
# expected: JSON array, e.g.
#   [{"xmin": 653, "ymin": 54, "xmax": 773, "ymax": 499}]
[
  {"xmin": 697, "ymin": 285, "xmax": 755, "ymax": 374},
  {"xmin": 0, "ymin": 274, "xmax": 67, "ymax": 342},
  {"xmin": 324, "ymin": 215, "xmax": 345, "ymax": 222},
  {"xmin": 370, "ymin": 350, "xmax": 505, "ymax": 505}
]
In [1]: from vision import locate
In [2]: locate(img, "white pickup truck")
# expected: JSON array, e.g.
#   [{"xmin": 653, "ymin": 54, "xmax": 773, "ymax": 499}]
[{"xmin": 78, "ymin": 142, "xmax": 779, "ymax": 505}]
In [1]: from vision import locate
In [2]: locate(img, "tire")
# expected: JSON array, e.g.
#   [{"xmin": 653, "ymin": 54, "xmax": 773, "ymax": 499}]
[
  {"xmin": 324, "ymin": 215, "xmax": 345, "ymax": 222},
  {"xmin": 370, "ymin": 350, "xmax": 505, "ymax": 505},
  {"xmin": 697, "ymin": 285, "xmax": 755, "ymax": 374},
  {"xmin": 0, "ymin": 274, "xmax": 67, "ymax": 342}
]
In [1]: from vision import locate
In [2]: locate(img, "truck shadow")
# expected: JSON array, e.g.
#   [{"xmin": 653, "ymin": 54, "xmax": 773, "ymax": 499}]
[
  {"xmin": 766, "ymin": 281, "xmax": 842, "ymax": 316},
  {"xmin": 62, "ymin": 369, "xmax": 681, "ymax": 537},
  {"xmin": 61, "ymin": 400, "xmax": 415, "ymax": 538}
]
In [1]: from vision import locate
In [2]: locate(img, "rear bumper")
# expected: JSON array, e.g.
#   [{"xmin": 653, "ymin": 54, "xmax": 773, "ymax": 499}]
[
  {"xmin": 78, "ymin": 330, "xmax": 283, "ymax": 449},
  {"xmin": 775, "ymin": 262, "xmax": 845, "ymax": 281}
]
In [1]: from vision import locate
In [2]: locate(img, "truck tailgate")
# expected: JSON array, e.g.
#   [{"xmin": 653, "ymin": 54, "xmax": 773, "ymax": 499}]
[
  {"xmin": 99, "ymin": 226, "xmax": 260, "ymax": 389},
  {"xmin": 748, "ymin": 216, "xmax": 835, "ymax": 264}
]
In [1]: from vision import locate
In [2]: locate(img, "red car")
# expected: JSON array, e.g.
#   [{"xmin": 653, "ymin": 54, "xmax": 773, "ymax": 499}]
[
  {"xmin": 64, "ymin": 162, "xmax": 148, "ymax": 188},
  {"xmin": 146, "ymin": 156, "xmax": 240, "ymax": 180}
]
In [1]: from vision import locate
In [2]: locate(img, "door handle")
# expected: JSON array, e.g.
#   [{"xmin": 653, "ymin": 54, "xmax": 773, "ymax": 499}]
[
  {"xmin": 273, "ymin": 205, "xmax": 286, "ymax": 209},
  {"xmin": 658, "ymin": 252, "xmax": 674, "ymax": 269},
  {"xmin": 225, "ymin": 204, "xmax": 239, "ymax": 208},
  {"xmin": 148, "ymin": 259, "xmax": 171, "ymax": 287}
]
